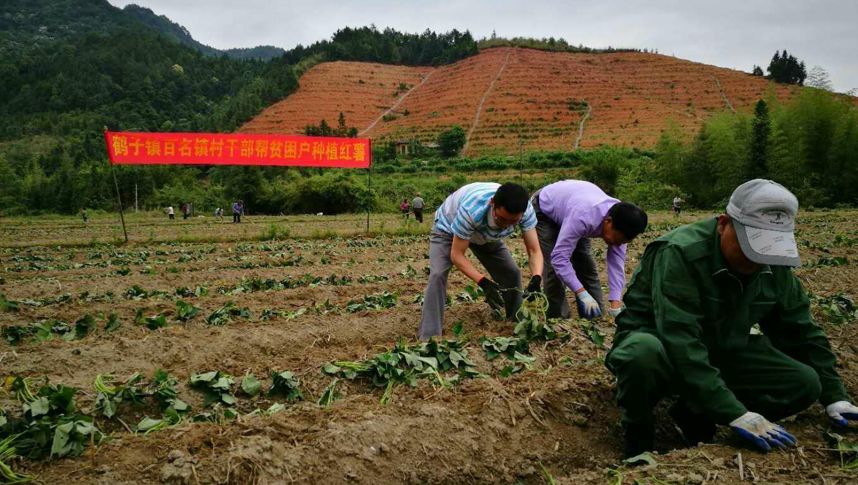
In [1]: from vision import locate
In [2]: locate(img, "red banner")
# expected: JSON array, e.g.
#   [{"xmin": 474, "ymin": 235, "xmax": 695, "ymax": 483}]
[{"xmin": 105, "ymin": 131, "xmax": 372, "ymax": 169}]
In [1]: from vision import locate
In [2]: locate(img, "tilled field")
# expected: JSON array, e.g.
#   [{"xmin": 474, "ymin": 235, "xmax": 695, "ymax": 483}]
[{"xmin": 1, "ymin": 211, "xmax": 856, "ymax": 484}]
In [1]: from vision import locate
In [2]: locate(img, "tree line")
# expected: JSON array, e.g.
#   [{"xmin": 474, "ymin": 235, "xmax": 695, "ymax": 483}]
[
  {"xmin": 0, "ymin": 18, "xmax": 486, "ymax": 215},
  {"xmin": 616, "ymin": 89, "xmax": 858, "ymax": 209},
  {"xmin": 752, "ymin": 49, "xmax": 808, "ymax": 86},
  {"xmin": 281, "ymin": 26, "xmax": 479, "ymax": 67}
]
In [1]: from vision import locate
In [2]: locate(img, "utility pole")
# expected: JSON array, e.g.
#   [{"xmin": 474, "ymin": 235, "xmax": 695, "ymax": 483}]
[
  {"xmin": 134, "ymin": 183, "xmax": 138, "ymax": 213},
  {"xmin": 518, "ymin": 136, "xmax": 524, "ymax": 180}
]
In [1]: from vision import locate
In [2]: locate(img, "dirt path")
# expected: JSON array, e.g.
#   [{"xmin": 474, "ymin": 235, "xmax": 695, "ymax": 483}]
[
  {"xmin": 463, "ymin": 50, "xmax": 512, "ymax": 155},
  {"xmin": 711, "ymin": 75, "xmax": 736, "ymax": 113},
  {"xmin": 360, "ymin": 71, "xmax": 435, "ymax": 136},
  {"xmin": 573, "ymin": 103, "xmax": 592, "ymax": 150}
]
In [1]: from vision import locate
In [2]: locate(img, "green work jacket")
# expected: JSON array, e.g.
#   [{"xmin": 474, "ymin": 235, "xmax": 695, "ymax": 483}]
[{"xmin": 612, "ymin": 218, "xmax": 848, "ymax": 423}]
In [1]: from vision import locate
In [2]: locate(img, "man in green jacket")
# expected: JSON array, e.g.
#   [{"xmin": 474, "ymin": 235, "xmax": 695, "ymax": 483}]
[{"xmin": 607, "ymin": 179, "xmax": 858, "ymax": 457}]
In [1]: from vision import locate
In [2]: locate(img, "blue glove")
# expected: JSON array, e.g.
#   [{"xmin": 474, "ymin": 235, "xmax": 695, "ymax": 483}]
[
  {"xmin": 730, "ymin": 412, "xmax": 796, "ymax": 451},
  {"xmin": 826, "ymin": 401, "xmax": 858, "ymax": 427},
  {"xmin": 575, "ymin": 290, "xmax": 602, "ymax": 319}
]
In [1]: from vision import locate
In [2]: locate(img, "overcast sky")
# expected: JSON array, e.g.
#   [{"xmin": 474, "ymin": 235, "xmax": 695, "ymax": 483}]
[{"xmin": 109, "ymin": 0, "xmax": 858, "ymax": 92}]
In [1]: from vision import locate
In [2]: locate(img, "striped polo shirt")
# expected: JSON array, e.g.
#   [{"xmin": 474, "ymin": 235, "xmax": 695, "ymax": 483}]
[{"xmin": 433, "ymin": 182, "xmax": 536, "ymax": 245}]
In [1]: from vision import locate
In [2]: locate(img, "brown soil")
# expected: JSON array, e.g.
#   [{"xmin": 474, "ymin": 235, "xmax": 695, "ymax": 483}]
[{"xmin": 1, "ymin": 210, "xmax": 857, "ymax": 484}]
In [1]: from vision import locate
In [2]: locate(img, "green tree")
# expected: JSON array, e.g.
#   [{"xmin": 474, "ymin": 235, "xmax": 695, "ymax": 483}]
[
  {"xmin": 437, "ymin": 126, "xmax": 466, "ymax": 157},
  {"xmin": 749, "ymin": 100, "xmax": 771, "ymax": 178},
  {"xmin": 0, "ymin": 156, "xmax": 22, "ymax": 213},
  {"xmin": 767, "ymin": 50, "xmax": 807, "ymax": 85},
  {"xmin": 825, "ymin": 112, "xmax": 858, "ymax": 204},
  {"xmin": 654, "ymin": 120, "xmax": 687, "ymax": 187},
  {"xmin": 616, "ymin": 156, "xmax": 682, "ymax": 210},
  {"xmin": 578, "ymin": 147, "xmax": 635, "ymax": 195},
  {"xmin": 337, "ymin": 112, "xmax": 348, "ymax": 136},
  {"xmin": 653, "ymin": 87, "xmax": 858, "ymax": 209}
]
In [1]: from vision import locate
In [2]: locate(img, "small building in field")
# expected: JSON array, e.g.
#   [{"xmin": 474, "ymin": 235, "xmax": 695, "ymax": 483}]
[{"xmin": 395, "ymin": 139, "xmax": 440, "ymax": 157}]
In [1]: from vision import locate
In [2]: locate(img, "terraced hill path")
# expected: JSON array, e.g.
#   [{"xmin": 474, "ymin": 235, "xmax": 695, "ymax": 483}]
[
  {"xmin": 711, "ymin": 75, "xmax": 737, "ymax": 113},
  {"xmin": 462, "ymin": 50, "xmax": 511, "ymax": 155},
  {"xmin": 359, "ymin": 71, "xmax": 435, "ymax": 136},
  {"xmin": 573, "ymin": 103, "xmax": 592, "ymax": 150}
]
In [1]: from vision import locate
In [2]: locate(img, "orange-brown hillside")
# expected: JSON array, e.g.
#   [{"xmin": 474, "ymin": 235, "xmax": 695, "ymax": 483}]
[{"xmin": 240, "ymin": 47, "xmax": 801, "ymax": 156}]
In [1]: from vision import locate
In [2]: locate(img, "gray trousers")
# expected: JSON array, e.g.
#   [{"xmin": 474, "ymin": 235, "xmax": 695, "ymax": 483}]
[
  {"xmin": 532, "ymin": 190, "xmax": 604, "ymax": 319},
  {"xmin": 418, "ymin": 230, "xmax": 522, "ymax": 340}
]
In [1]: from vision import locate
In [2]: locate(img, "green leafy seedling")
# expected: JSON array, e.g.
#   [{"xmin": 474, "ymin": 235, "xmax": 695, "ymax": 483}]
[
  {"xmin": 318, "ymin": 379, "xmax": 340, "ymax": 408},
  {"xmin": 104, "ymin": 313, "xmax": 121, "ymax": 332},
  {"xmin": 241, "ymin": 374, "xmax": 262, "ymax": 397},
  {"xmin": 206, "ymin": 302, "xmax": 251, "ymax": 325},
  {"xmin": 0, "ymin": 293, "xmax": 19, "ymax": 313},
  {"xmin": 144, "ymin": 314, "xmax": 168, "ymax": 330},
  {"xmin": 190, "ymin": 371, "xmax": 236, "ymax": 407},
  {"xmin": 268, "ymin": 371, "xmax": 304, "ymax": 402},
  {"xmin": 175, "ymin": 301, "xmax": 201, "ymax": 322}
]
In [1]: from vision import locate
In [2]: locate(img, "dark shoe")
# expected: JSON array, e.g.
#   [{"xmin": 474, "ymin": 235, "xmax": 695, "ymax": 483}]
[
  {"xmin": 669, "ymin": 401, "xmax": 716, "ymax": 446},
  {"xmin": 623, "ymin": 422, "xmax": 655, "ymax": 459}
]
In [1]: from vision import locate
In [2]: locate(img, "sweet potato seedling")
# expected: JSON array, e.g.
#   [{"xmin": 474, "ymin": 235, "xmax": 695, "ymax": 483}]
[
  {"xmin": 93, "ymin": 373, "xmax": 146, "ymax": 418},
  {"xmin": 190, "ymin": 371, "xmax": 237, "ymax": 406},
  {"xmin": 240, "ymin": 374, "xmax": 262, "ymax": 397},
  {"xmin": 0, "ymin": 434, "xmax": 31, "ymax": 484},
  {"xmin": 268, "ymin": 371, "xmax": 304, "ymax": 402},
  {"xmin": 206, "ymin": 302, "xmax": 251, "ymax": 325},
  {"xmin": 175, "ymin": 301, "xmax": 201, "ymax": 322}
]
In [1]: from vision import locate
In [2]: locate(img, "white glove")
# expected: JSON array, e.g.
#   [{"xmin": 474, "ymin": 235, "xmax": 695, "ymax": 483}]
[
  {"xmin": 826, "ymin": 401, "xmax": 858, "ymax": 427},
  {"xmin": 607, "ymin": 303, "xmax": 624, "ymax": 318},
  {"xmin": 730, "ymin": 411, "xmax": 796, "ymax": 451},
  {"xmin": 575, "ymin": 290, "xmax": 602, "ymax": 319}
]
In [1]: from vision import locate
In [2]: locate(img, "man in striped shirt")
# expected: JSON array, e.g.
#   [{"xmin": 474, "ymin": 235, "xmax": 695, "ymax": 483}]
[{"xmin": 418, "ymin": 182, "xmax": 544, "ymax": 340}]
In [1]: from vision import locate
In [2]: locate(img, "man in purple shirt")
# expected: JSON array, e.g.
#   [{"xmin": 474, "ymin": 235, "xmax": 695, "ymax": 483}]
[{"xmin": 532, "ymin": 180, "xmax": 648, "ymax": 319}]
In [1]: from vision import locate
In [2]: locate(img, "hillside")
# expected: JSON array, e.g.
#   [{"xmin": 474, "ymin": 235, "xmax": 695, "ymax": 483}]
[
  {"xmin": 2, "ymin": 1, "xmax": 855, "ymax": 214},
  {"xmin": 122, "ymin": 4, "xmax": 285, "ymax": 60},
  {"xmin": 0, "ymin": 0, "xmax": 284, "ymax": 60},
  {"xmin": 241, "ymin": 47, "xmax": 801, "ymax": 155}
]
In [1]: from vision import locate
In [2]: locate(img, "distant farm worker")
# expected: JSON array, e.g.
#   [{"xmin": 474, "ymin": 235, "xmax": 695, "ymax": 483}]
[
  {"xmin": 607, "ymin": 179, "xmax": 858, "ymax": 458},
  {"xmin": 531, "ymin": 180, "xmax": 648, "ymax": 320},
  {"xmin": 418, "ymin": 182, "xmax": 544, "ymax": 340},
  {"xmin": 412, "ymin": 193, "xmax": 425, "ymax": 223},
  {"xmin": 400, "ymin": 198, "xmax": 410, "ymax": 220},
  {"xmin": 80, "ymin": 208, "xmax": 88, "ymax": 224},
  {"xmin": 166, "ymin": 205, "xmax": 175, "ymax": 220},
  {"xmin": 232, "ymin": 200, "xmax": 243, "ymax": 224},
  {"xmin": 672, "ymin": 196, "xmax": 684, "ymax": 216},
  {"xmin": 214, "ymin": 207, "xmax": 223, "ymax": 220},
  {"xmin": 181, "ymin": 202, "xmax": 191, "ymax": 220}
]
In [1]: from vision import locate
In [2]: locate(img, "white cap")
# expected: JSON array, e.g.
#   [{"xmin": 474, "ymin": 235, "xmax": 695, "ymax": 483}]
[{"xmin": 726, "ymin": 179, "xmax": 800, "ymax": 267}]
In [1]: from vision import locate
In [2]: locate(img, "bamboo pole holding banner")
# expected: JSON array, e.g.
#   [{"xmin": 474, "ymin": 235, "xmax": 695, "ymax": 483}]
[
  {"xmin": 366, "ymin": 164, "xmax": 372, "ymax": 233},
  {"xmin": 366, "ymin": 139, "xmax": 373, "ymax": 233},
  {"xmin": 104, "ymin": 127, "xmax": 129, "ymax": 244},
  {"xmin": 111, "ymin": 164, "xmax": 129, "ymax": 244}
]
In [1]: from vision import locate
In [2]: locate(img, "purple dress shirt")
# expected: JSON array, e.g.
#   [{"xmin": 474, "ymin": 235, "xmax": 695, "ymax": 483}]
[{"xmin": 538, "ymin": 180, "xmax": 627, "ymax": 301}]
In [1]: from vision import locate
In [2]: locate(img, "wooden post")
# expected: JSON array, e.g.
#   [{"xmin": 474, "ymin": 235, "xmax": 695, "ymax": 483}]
[
  {"xmin": 111, "ymin": 165, "xmax": 129, "ymax": 244},
  {"xmin": 104, "ymin": 127, "xmax": 129, "ymax": 244},
  {"xmin": 366, "ymin": 164, "xmax": 372, "ymax": 233},
  {"xmin": 365, "ymin": 139, "xmax": 373, "ymax": 233}
]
